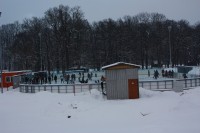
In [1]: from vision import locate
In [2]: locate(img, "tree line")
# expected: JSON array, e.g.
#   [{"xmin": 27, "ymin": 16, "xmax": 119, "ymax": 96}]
[{"xmin": 0, "ymin": 5, "xmax": 200, "ymax": 74}]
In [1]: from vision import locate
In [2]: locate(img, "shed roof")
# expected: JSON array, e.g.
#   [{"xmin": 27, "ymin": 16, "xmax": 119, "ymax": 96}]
[{"xmin": 102, "ymin": 62, "xmax": 141, "ymax": 70}]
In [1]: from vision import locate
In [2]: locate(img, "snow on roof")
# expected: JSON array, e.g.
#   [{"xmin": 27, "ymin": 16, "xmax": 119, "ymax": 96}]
[
  {"xmin": 2, "ymin": 71, "xmax": 23, "ymax": 74},
  {"xmin": 102, "ymin": 62, "xmax": 141, "ymax": 70},
  {"xmin": 2, "ymin": 70, "xmax": 32, "ymax": 74}
]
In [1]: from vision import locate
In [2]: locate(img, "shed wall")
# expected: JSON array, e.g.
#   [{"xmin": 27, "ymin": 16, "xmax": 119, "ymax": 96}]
[{"xmin": 106, "ymin": 68, "xmax": 138, "ymax": 99}]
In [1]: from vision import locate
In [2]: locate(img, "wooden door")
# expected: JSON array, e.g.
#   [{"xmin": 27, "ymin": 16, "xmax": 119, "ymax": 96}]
[{"xmin": 128, "ymin": 79, "xmax": 139, "ymax": 99}]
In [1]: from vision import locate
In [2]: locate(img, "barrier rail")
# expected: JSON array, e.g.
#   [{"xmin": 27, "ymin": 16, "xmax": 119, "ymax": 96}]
[
  {"xmin": 19, "ymin": 83, "xmax": 101, "ymax": 95},
  {"xmin": 139, "ymin": 77, "xmax": 200, "ymax": 90},
  {"xmin": 19, "ymin": 77, "xmax": 200, "ymax": 93}
]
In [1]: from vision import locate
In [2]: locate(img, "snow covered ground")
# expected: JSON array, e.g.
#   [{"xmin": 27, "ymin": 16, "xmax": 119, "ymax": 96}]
[{"xmin": 0, "ymin": 87, "xmax": 200, "ymax": 133}]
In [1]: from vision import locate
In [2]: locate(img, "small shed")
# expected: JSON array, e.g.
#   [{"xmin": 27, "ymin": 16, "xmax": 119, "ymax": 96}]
[
  {"xmin": 102, "ymin": 62, "xmax": 140, "ymax": 100},
  {"xmin": 0, "ymin": 70, "xmax": 31, "ymax": 88}
]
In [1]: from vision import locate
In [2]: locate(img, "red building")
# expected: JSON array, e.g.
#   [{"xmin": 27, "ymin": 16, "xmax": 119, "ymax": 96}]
[{"xmin": 0, "ymin": 70, "xmax": 31, "ymax": 88}]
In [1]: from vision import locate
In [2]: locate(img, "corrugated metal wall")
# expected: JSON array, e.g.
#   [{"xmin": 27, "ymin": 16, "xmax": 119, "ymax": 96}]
[{"xmin": 106, "ymin": 69, "xmax": 138, "ymax": 99}]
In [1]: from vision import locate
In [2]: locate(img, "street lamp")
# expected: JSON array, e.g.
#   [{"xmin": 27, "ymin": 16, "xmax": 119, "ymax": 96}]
[
  {"xmin": 168, "ymin": 26, "xmax": 172, "ymax": 67},
  {"xmin": 0, "ymin": 12, "xmax": 3, "ymax": 93},
  {"xmin": 145, "ymin": 30, "xmax": 150, "ymax": 69},
  {"xmin": 38, "ymin": 33, "xmax": 42, "ymax": 71}
]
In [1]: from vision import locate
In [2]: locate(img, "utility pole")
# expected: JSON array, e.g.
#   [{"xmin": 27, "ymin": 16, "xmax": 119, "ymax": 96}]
[
  {"xmin": 38, "ymin": 33, "xmax": 42, "ymax": 71},
  {"xmin": 0, "ymin": 12, "xmax": 3, "ymax": 93},
  {"xmin": 168, "ymin": 26, "xmax": 172, "ymax": 67}
]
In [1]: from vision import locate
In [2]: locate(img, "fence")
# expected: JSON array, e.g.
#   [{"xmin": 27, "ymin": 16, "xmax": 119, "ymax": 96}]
[
  {"xmin": 19, "ymin": 83, "xmax": 102, "ymax": 95},
  {"xmin": 139, "ymin": 77, "xmax": 200, "ymax": 90},
  {"xmin": 19, "ymin": 77, "xmax": 200, "ymax": 93}
]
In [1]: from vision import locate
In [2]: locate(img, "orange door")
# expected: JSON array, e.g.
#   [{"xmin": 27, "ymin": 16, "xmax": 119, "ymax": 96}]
[{"xmin": 128, "ymin": 79, "xmax": 139, "ymax": 99}]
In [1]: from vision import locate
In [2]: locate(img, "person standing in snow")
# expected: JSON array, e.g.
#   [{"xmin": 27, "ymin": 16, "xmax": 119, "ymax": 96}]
[
  {"xmin": 148, "ymin": 70, "xmax": 150, "ymax": 77},
  {"xmin": 154, "ymin": 70, "xmax": 159, "ymax": 79},
  {"xmin": 60, "ymin": 75, "xmax": 64, "ymax": 83},
  {"xmin": 171, "ymin": 70, "xmax": 174, "ymax": 78},
  {"xmin": 162, "ymin": 69, "xmax": 165, "ymax": 77},
  {"xmin": 54, "ymin": 75, "xmax": 57, "ymax": 83},
  {"xmin": 101, "ymin": 75, "xmax": 106, "ymax": 95},
  {"xmin": 48, "ymin": 75, "xmax": 51, "ymax": 84}
]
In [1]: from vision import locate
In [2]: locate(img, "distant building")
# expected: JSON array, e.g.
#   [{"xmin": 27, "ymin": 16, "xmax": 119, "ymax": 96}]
[{"xmin": 177, "ymin": 66, "xmax": 193, "ymax": 74}]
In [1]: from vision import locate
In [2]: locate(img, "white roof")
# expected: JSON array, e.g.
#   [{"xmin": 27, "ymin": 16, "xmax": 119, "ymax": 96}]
[{"xmin": 102, "ymin": 62, "xmax": 141, "ymax": 70}]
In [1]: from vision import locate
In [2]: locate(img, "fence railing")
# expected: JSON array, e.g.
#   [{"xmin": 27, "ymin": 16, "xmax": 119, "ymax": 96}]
[
  {"xmin": 139, "ymin": 80, "xmax": 173, "ymax": 90},
  {"xmin": 19, "ymin": 77, "xmax": 200, "ymax": 93},
  {"xmin": 139, "ymin": 77, "xmax": 200, "ymax": 90},
  {"xmin": 19, "ymin": 83, "xmax": 102, "ymax": 95}
]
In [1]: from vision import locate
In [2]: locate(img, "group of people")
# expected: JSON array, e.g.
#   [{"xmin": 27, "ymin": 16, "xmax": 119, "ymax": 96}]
[
  {"xmin": 161, "ymin": 69, "xmax": 174, "ymax": 78},
  {"xmin": 148, "ymin": 69, "xmax": 175, "ymax": 79},
  {"xmin": 63, "ymin": 74, "xmax": 76, "ymax": 84},
  {"xmin": 153, "ymin": 70, "xmax": 159, "ymax": 79},
  {"xmin": 23, "ymin": 72, "xmax": 47, "ymax": 84},
  {"xmin": 47, "ymin": 74, "xmax": 57, "ymax": 84},
  {"xmin": 148, "ymin": 69, "xmax": 160, "ymax": 79},
  {"xmin": 24, "ymin": 71, "xmax": 101, "ymax": 85}
]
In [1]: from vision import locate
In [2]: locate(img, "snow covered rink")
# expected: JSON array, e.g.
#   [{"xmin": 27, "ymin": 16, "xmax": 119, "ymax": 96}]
[{"xmin": 0, "ymin": 87, "xmax": 200, "ymax": 133}]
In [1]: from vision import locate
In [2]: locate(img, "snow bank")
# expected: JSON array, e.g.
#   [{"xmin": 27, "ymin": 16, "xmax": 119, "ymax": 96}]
[
  {"xmin": 188, "ymin": 66, "xmax": 200, "ymax": 75},
  {"xmin": 0, "ymin": 87, "xmax": 200, "ymax": 133}
]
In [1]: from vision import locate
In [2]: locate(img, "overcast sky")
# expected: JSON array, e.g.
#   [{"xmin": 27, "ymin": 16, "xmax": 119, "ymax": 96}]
[{"xmin": 1, "ymin": 0, "xmax": 200, "ymax": 25}]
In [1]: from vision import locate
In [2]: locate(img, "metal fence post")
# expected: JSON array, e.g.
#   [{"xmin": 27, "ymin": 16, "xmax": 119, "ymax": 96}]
[
  {"xmin": 157, "ymin": 81, "xmax": 159, "ymax": 89},
  {"xmin": 185, "ymin": 79, "xmax": 187, "ymax": 88},
  {"xmin": 191, "ymin": 79, "xmax": 193, "ymax": 87},
  {"xmin": 19, "ymin": 85, "xmax": 22, "ymax": 92},
  {"xmin": 195, "ymin": 79, "xmax": 197, "ymax": 87},
  {"xmin": 58, "ymin": 85, "xmax": 60, "ymax": 93},
  {"xmin": 150, "ymin": 82, "xmax": 151, "ymax": 90},
  {"xmin": 89, "ymin": 84, "xmax": 91, "ymax": 94},
  {"xmin": 199, "ymin": 79, "xmax": 200, "ymax": 86},
  {"xmin": 73, "ymin": 84, "xmax": 75, "ymax": 96}
]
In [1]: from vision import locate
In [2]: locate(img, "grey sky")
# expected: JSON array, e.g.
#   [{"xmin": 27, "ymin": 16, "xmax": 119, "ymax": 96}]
[{"xmin": 1, "ymin": 0, "xmax": 200, "ymax": 25}]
